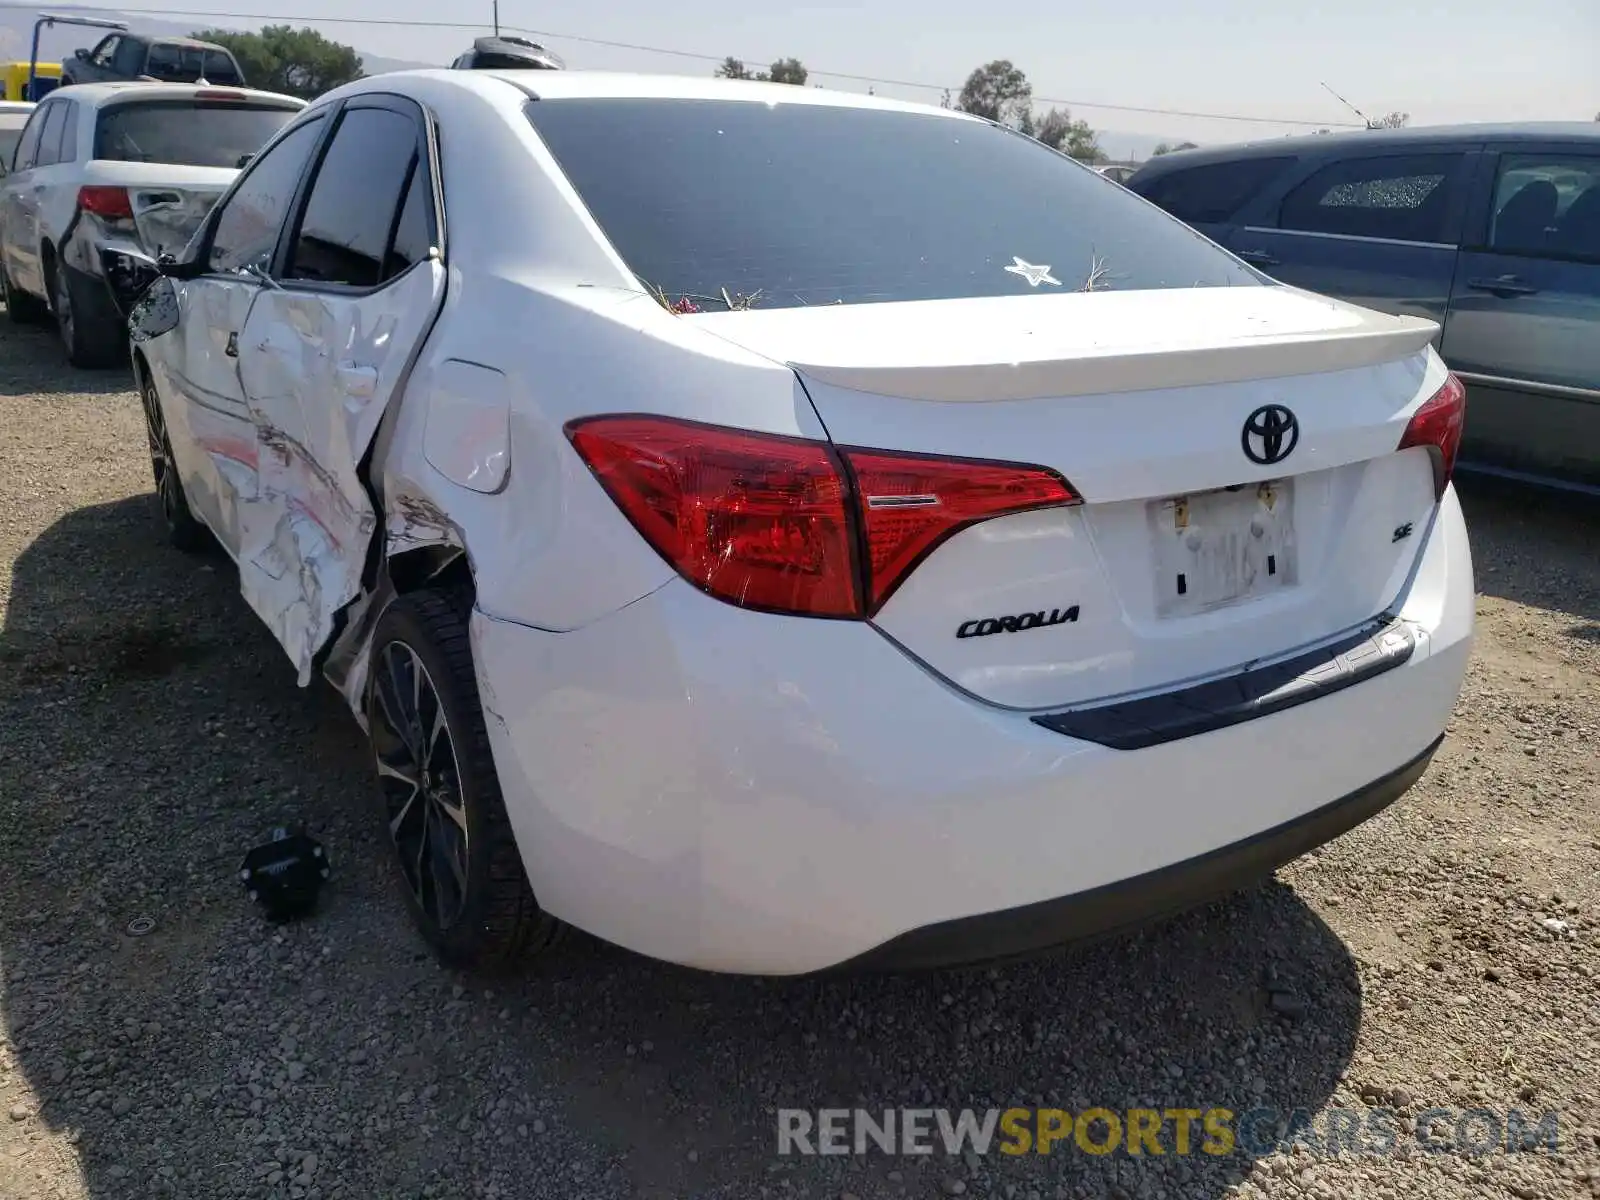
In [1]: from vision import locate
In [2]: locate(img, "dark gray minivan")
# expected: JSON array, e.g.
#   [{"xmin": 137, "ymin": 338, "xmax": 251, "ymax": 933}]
[{"xmin": 1127, "ymin": 124, "xmax": 1600, "ymax": 491}]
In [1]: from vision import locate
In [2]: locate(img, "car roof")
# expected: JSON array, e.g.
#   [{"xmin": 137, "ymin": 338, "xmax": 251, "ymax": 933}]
[
  {"xmin": 334, "ymin": 68, "xmax": 981, "ymax": 122},
  {"xmin": 1132, "ymin": 121, "xmax": 1600, "ymax": 177},
  {"xmin": 49, "ymin": 82, "xmax": 305, "ymax": 109},
  {"xmin": 116, "ymin": 33, "xmax": 228, "ymax": 49}
]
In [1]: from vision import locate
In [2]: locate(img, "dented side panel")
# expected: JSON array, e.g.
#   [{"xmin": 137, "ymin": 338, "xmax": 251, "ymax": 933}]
[{"xmin": 234, "ymin": 261, "xmax": 447, "ymax": 684}]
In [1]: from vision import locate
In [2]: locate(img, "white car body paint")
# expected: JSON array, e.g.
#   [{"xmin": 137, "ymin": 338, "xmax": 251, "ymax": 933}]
[
  {"xmin": 136, "ymin": 69, "xmax": 1475, "ymax": 973},
  {"xmin": 422, "ymin": 360, "xmax": 513, "ymax": 494}
]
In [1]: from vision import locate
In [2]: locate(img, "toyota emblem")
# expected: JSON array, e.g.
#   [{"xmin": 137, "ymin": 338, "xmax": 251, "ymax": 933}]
[{"xmin": 1241, "ymin": 404, "xmax": 1300, "ymax": 466}]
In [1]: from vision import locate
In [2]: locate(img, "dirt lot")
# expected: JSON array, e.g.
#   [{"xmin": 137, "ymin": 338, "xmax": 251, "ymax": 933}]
[{"xmin": 0, "ymin": 317, "xmax": 1597, "ymax": 1200}]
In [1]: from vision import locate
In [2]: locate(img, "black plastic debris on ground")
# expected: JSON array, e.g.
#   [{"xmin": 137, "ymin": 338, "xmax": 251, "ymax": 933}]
[{"xmin": 239, "ymin": 827, "xmax": 330, "ymax": 922}]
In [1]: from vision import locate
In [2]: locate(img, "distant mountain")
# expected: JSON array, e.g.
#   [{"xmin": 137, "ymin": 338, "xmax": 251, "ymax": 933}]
[{"xmin": 0, "ymin": 5, "xmax": 435, "ymax": 75}]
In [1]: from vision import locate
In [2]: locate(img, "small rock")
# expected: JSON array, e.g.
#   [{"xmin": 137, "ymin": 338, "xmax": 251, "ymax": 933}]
[
  {"xmin": 942, "ymin": 1180, "xmax": 968, "ymax": 1196},
  {"xmin": 111, "ymin": 1096, "xmax": 132, "ymax": 1117},
  {"xmin": 1269, "ymin": 991, "xmax": 1307, "ymax": 1020},
  {"xmin": 7, "ymin": 1104, "xmax": 28, "ymax": 1122},
  {"xmin": 532, "ymin": 1119, "xmax": 546, "ymax": 1134},
  {"xmin": 347, "ymin": 1049, "xmax": 368, "ymax": 1065},
  {"xmin": 686, "ymin": 1150, "xmax": 699, "ymax": 1164},
  {"xmin": 287, "ymin": 1062, "xmax": 307, "ymax": 1082},
  {"xmin": 1389, "ymin": 1088, "xmax": 1413, "ymax": 1109}
]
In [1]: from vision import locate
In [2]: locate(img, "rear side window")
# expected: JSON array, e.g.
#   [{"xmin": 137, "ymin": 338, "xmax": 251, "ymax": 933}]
[
  {"xmin": 526, "ymin": 98, "xmax": 1261, "ymax": 310},
  {"xmin": 1278, "ymin": 153, "xmax": 1464, "ymax": 244},
  {"xmin": 30, "ymin": 101, "xmax": 66, "ymax": 167},
  {"xmin": 286, "ymin": 106, "xmax": 424, "ymax": 288},
  {"xmin": 55, "ymin": 101, "xmax": 76, "ymax": 163},
  {"xmin": 143, "ymin": 43, "xmax": 241, "ymax": 84},
  {"xmin": 94, "ymin": 100, "xmax": 298, "ymax": 168},
  {"xmin": 1488, "ymin": 153, "xmax": 1600, "ymax": 262},
  {"xmin": 1132, "ymin": 157, "xmax": 1295, "ymax": 224}
]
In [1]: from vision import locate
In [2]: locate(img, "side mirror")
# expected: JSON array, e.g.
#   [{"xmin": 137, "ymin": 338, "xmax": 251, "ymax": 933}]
[
  {"xmin": 235, "ymin": 152, "xmax": 255, "ymax": 169},
  {"xmin": 129, "ymin": 275, "xmax": 180, "ymax": 343},
  {"xmin": 74, "ymin": 48, "xmax": 90, "ymax": 61}
]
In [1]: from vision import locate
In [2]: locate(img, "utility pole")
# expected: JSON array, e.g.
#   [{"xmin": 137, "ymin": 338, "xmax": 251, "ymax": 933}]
[{"xmin": 492, "ymin": 0, "xmax": 500, "ymax": 36}]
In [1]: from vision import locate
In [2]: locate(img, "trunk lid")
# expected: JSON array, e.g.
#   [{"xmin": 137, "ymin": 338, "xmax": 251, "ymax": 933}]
[{"xmin": 689, "ymin": 285, "xmax": 1446, "ymax": 710}]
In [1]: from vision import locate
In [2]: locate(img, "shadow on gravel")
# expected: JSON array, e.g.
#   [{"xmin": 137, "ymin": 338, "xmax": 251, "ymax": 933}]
[
  {"xmin": 1, "ymin": 494, "xmax": 1364, "ymax": 1200},
  {"xmin": 0, "ymin": 314, "xmax": 137, "ymax": 398},
  {"xmin": 1456, "ymin": 475, "xmax": 1600, "ymax": 642}
]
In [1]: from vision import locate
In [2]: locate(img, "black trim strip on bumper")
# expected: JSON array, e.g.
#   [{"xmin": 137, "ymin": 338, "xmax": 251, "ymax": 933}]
[
  {"xmin": 1032, "ymin": 615, "xmax": 1416, "ymax": 751},
  {"xmin": 836, "ymin": 734, "xmax": 1442, "ymax": 973}
]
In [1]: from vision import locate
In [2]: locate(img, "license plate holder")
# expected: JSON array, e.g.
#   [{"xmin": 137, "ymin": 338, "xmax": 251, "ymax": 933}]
[{"xmin": 1149, "ymin": 480, "xmax": 1296, "ymax": 617}]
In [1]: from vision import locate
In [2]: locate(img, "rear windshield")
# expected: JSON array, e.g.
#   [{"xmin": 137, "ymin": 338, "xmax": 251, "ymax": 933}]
[
  {"xmin": 525, "ymin": 98, "xmax": 1260, "ymax": 310},
  {"xmin": 94, "ymin": 101, "xmax": 298, "ymax": 168},
  {"xmin": 144, "ymin": 44, "xmax": 243, "ymax": 85}
]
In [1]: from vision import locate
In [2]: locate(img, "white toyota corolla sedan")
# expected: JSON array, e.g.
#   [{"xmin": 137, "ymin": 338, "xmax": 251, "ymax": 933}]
[{"xmin": 128, "ymin": 69, "xmax": 1473, "ymax": 975}]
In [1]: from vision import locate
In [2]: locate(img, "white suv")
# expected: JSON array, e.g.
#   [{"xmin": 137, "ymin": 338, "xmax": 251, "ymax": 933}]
[{"xmin": 0, "ymin": 82, "xmax": 302, "ymax": 366}]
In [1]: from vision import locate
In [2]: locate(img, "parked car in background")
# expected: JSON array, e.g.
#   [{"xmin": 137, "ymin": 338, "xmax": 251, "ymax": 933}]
[
  {"xmin": 1127, "ymin": 124, "xmax": 1600, "ymax": 491},
  {"xmin": 0, "ymin": 82, "xmax": 304, "ymax": 365},
  {"xmin": 0, "ymin": 100, "xmax": 33, "ymax": 175},
  {"xmin": 128, "ymin": 70, "xmax": 1470, "ymax": 975},
  {"xmin": 450, "ymin": 35, "xmax": 565, "ymax": 70},
  {"xmin": 1095, "ymin": 164, "xmax": 1137, "ymax": 185},
  {"xmin": 61, "ymin": 33, "xmax": 245, "ymax": 87}
]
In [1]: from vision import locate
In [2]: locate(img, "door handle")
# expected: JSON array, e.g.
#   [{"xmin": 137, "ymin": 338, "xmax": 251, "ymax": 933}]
[
  {"xmin": 1467, "ymin": 276, "xmax": 1538, "ymax": 298},
  {"xmin": 1236, "ymin": 249, "xmax": 1280, "ymax": 267},
  {"xmin": 336, "ymin": 362, "xmax": 378, "ymax": 398},
  {"xmin": 225, "ymin": 331, "xmax": 238, "ymax": 357}
]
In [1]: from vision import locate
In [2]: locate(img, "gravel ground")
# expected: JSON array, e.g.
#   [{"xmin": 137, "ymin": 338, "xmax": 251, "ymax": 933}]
[{"xmin": 0, "ymin": 318, "xmax": 1597, "ymax": 1200}]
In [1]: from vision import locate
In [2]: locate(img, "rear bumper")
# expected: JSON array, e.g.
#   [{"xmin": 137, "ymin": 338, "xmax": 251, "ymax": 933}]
[
  {"xmin": 839, "ymin": 734, "xmax": 1440, "ymax": 971},
  {"xmin": 472, "ymin": 487, "xmax": 1474, "ymax": 975}
]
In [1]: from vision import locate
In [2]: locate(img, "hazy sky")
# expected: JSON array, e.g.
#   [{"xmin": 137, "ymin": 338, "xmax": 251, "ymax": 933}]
[{"xmin": 19, "ymin": 0, "xmax": 1600, "ymax": 150}]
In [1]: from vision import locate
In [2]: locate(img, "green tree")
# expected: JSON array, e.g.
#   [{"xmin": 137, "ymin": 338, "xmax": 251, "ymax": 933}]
[
  {"xmin": 765, "ymin": 57, "xmax": 807, "ymax": 86},
  {"xmin": 957, "ymin": 59, "xmax": 1032, "ymax": 128},
  {"xmin": 192, "ymin": 25, "xmax": 362, "ymax": 98},
  {"xmin": 1035, "ymin": 107, "xmax": 1104, "ymax": 163},
  {"xmin": 1152, "ymin": 140, "xmax": 1198, "ymax": 156},
  {"xmin": 715, "ymin": 55, "xmax": 808, "ymax": 85}
]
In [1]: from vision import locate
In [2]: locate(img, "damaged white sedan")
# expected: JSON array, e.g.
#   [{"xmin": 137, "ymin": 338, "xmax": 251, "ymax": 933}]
[{"xmin": 129, "ymin": 70, "xmax": 1473, "ymax": 975}]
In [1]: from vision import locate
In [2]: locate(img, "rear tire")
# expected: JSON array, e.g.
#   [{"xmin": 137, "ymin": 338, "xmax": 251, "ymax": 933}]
[
  {"xmin": 137, "ymin": 365, "xmax": 210, "ymax": 554},
  {"xmin": 51, "ymin": 260, "xmax": 125, "ymax": 370},
  {"xmin": 1, "ymin": 265, "xmax": 48, "ymax": 324},
  {"xmin": 366, "ymin": 588, "xmax": 564, "ymax": 971}
]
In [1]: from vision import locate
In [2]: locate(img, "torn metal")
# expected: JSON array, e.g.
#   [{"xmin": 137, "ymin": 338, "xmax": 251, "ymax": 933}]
[{"xmin": 232, "ymin": 260, "xmax": 447, "ymax": 686}]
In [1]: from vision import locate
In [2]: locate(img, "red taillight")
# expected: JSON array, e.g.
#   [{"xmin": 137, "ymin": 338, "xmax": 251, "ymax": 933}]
[
  {"xmin": 77, "ymin": 185, "xmax": 133, "ymax": 221},
  {"xmin": 565, "ymin": 414, "xmax": 1080, "ymax": 619},
  {"xmin": 567, "ymin": 415, "xmax": 861, "ymax": 617},
  {"xmin": 1397, "ymin": 372, "xmax": 1467, "ymax": 499},
  {"xmin": 841, "ymin": 447, "xmax": 1078, "ymax": 611}
]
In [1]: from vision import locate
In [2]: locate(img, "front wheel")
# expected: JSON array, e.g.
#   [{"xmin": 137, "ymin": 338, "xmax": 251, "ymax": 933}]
[{"xmin": 366, "ymin": 589, "xmax": 564, "ymax": 970}]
